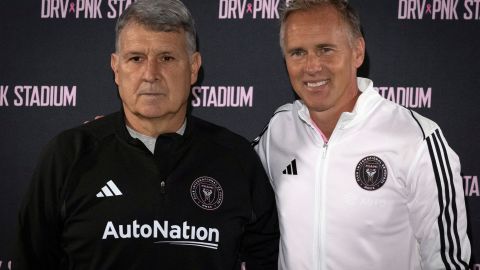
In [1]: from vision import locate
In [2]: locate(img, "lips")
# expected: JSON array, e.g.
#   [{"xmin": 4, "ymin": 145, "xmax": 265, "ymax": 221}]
[
  {"xmin": 138, "ymin": 89, "xmax": 166, "ymax": 96},
  {"xmin": 140, "ymin": 92, "xmax": 163, "ymax": 95},
  {"xmin": 138, "ymin": 85, "xmax": 166, "ymax": 96},
  {"xmin": 304, "ymin": 79, "xmax": 329, "ymax": 90}
]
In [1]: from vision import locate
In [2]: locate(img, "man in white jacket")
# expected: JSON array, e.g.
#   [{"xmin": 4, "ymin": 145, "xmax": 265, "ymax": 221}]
[{"xmin": 253, "ymin": 0, "xmax": 471, "ymax": 269}]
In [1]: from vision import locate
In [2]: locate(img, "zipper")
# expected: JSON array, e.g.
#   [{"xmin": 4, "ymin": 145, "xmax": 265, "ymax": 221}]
[
  {"xmin": 160, "ymin": 181, "xmax": 166, "ymax": 194},
  {"xmin": 314, "ymin": 147, "xmax": 325, "ymax": 270},
  {"xmin": 318, "ymin": 139, "xmax": 333, "ymax": 269},
  {"xmin": 322, "ymin": 143, "xmax": 328, "ymax": 158}
]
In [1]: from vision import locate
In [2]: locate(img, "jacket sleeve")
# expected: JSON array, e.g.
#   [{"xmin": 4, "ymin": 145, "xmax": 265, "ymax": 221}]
[
  {"xmin": 406, "ymin": 128, "xmax": 471, "ymax": 269},
  {"xmin": 13, "ymin": 137, "xmax": 72, "ymax": 270},
  {"xmin": 253, "ymin": 128, "xmax": 273, "ymax": 189},
  {"xmin": 240, "ymin": 145, "xmax": 279, "ymax": 270}
]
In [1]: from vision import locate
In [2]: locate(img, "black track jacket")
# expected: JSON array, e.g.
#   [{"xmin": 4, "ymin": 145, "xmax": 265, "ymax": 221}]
[{"xmin": 14, "ymin": 112, "xmax": 279, "ymax": 270}]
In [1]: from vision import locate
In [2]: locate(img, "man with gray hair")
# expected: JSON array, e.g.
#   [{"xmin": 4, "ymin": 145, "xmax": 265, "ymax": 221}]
[
  {"xmin": 254, "ymin": 0, "xmax": 470, "ymax": 269},
  {"xmin": 14, "ymin": 0, "xmax": 279, "ymax": 269}
]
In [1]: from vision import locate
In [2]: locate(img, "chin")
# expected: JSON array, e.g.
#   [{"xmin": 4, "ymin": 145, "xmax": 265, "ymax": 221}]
[
  {"xmin": 305, "ymin": 103, "xmax": 330, "ymax": 113},
  {"xmin": 136, "ymin": 110, "xmax": 169, "ymax": 119}
]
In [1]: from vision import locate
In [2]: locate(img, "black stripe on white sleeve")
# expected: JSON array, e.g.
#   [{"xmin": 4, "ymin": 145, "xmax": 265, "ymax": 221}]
[
  {"xmin": 251, "ymin": 122, "xmax": 269, "ymax": 147},
  {"xmin": 426, "ymin": 129, "xmax": 468, "ymax": 270},
  {"xmin": 409, "ymin": 110, "xmax": 426, "ymax": 140},
  {"xmin": 434, "ymin": 129, "xmax": 469, "ymax": 269}
]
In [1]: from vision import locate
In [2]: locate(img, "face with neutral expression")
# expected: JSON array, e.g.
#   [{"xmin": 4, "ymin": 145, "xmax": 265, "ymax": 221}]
[
  {"xmin": 283, "ymin": 5, "xmax": 364, "ymax": 115},
  {"xmin": 111, "ymin": 23, "xmax": 201, "ymax": 125}
]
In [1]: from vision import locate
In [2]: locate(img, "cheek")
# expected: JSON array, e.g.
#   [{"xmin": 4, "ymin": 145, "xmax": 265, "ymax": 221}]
[
  {"xmin": 172, "ymin": 68, "xmax": 192, "ymax": 86},
  {"xmin": 337, "ymin": 54, "xmax": 355, "ymax": 69},
  {"xmin": 165, "ymin": 74, "xmax": 190, "ymax": 97},
  {"xmin": 286, "ymin": 63, "xmax": 301, "ymax": 80},
  {"xmin": 119, "ymin": 72, "xmax": 141, "ymax": 91}
]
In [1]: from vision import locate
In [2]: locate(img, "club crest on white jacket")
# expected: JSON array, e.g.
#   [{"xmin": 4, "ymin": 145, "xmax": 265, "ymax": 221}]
[{"xmin": 254, "ymin": 78, "xmax": 471, "ymax": 270}]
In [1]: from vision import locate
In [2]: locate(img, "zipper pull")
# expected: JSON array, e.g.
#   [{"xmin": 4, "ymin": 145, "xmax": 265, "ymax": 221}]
[
  {"xmin": 322, "ymin": 143, "xmax": 328, "ymax": 158},
  {"xmin": 160, "ymin": 181, "xmax": 166, "ymax": 194}
]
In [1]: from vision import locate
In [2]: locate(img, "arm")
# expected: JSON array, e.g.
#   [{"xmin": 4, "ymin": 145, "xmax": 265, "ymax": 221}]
[
  {"xmin": 253, "ymin": 127, "xmax": 274, "ymax": 189},
  {"xmin": 240, "ymin": 146, "xmax": 279, "ymax": 270},
  {"xmin": 407, "ymin": 128, "xmax": 470, "ymax": 269},
  {"xmin": 13, "ymin": 138, "xmax": 71, "ymax": 270}
]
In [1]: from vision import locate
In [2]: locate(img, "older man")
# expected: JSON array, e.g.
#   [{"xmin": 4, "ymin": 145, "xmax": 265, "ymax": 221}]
[{"xmin": 14, "ymin": 0, "xmax": 279, "ymax": 269}]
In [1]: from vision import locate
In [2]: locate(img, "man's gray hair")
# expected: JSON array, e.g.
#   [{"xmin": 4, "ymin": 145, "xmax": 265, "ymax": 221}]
[
  {"xmin": 115, "ymin": 0, "xmax": 197, "ymax": 54},
  {"xmin": 279, "ymin": 0, "xmax": 362, "ymax": 53}
]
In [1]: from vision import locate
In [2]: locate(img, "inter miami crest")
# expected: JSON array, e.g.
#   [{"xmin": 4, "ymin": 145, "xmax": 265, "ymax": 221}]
[
  {"xmin": 355, "ymin": 156, "xmax": 388, "ymax": 191},
  {"xmin": 190, "ymin": 176, "xmax": 224, "ymax": 210}
]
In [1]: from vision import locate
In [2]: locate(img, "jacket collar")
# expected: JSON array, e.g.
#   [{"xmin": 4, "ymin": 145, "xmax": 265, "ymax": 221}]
[
  {"xmin": 296, "ymin": 77, "xmax": 381, "ymax": 132},
  {"xmin": 113, "ymin": 109, "xmax": 194, "ymax": 146}
]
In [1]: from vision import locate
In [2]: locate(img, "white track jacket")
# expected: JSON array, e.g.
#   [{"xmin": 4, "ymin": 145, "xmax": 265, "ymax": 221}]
[{"xmin": 254, "ymin": 78, "xmax": 470, "ymax": 270}]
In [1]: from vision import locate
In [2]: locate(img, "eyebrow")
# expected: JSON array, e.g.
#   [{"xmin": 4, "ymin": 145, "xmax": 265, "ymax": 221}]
[
  {"xmin": 286, "ymin": 47, "xmax": 304, "ymax": 54},
  {"xmin": 315, "ymin": 43, "xmax": 337, "ymax": 49},
  {"xmin": 122, "ymin": 50, "xmax": 175, "ymax": 57},
  {"xmin": 123, "ymin": 51, "xmax": 143, "ymax": 56},
  {"xmin": 286, "ymin": 43, "xmax": 337, "ymax": 54}
]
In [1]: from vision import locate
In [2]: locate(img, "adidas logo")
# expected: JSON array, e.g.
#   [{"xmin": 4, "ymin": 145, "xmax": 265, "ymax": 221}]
[
  {"xmin": 96, "ymin": 180, "xmax": 123, "ymax": 198},
  {"xmin": 282, "ymin": 159, "xmax": 298, "ymax": 175}
]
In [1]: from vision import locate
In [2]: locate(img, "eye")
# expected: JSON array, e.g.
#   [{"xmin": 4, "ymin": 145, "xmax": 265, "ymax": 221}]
[
  {"xmin": 289, "ymin": 49, "xmax": 306, "ymax": 58},
  {"xmin": 129, "ymin": 56, "xmax": 143, "ymax": 63},
  {"xmin": 160, "ymin": 55, "xmax": 175, "ymax": 62},
  {"xmin": 318, "ymin": 47, "xmax": 334, "ymax": 54}
]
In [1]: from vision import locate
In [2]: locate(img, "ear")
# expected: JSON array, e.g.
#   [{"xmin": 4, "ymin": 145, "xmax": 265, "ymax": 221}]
[
  {"xmin": 111, "ymin": 53, "xmax": 119, "ymax": 85},
  {"xmin": 353, "ymin": 37, "xmax": 365, "ymax": 68},
  {"xmin": 190, "ymin": 52, "xmax": 202, "ymax": 85}
]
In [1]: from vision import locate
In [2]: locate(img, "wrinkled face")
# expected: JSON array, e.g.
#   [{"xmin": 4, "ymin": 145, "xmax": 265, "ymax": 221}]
[
  {"xmin": 283, "ymin": 5, "xmax": 364, "ymax": 114},
  {"xmin": 111, "ymin": 23, "xmax": 201, "ymax": 122}
]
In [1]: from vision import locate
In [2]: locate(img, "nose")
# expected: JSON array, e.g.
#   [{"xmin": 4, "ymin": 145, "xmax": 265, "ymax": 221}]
[
  {"xmin": 304, "ymin": 54, "xmax": 322, "ymax": 75},
  {"xmin": 142, "ymin": 59, "xmax": 158, "ymax": 83}
]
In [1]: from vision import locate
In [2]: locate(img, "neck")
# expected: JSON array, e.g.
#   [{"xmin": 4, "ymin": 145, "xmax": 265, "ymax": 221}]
[
  {"xmin": 124, "ymin": 111, "xmax": 186, "ymax": 138},
  {"xmin": 310, "ymin": 90, "xmax": 360, "ymax": 140}
]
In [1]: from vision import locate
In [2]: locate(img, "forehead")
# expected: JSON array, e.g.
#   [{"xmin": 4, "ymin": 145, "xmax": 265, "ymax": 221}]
[
  {"xmin": 118, "ymin": 23, "xmax": 187, "ymax": 52},
  {"xmin": 284, "ymin": 5, "xmax": 348, "ymax": 44}
]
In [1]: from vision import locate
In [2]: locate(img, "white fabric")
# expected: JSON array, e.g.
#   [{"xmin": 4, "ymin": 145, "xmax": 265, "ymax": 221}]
[{"xmin": 255, "ymin": 78, "xmax": 470, "ymax": 270}]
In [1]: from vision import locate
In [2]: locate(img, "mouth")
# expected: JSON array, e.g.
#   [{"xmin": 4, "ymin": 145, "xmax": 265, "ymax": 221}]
[
  {"xmin": 140, "ymin": 93, "xmax": 162, "ymax": 95},
  {"xmin": 139, "ymin": 91, "xmax": 166, "ymax": 96},
  {"xmin": 304, "ymin": 79, "xmax": 329, "ymax": 90},
  {"xmin": 138, "ymin": 85, "xmax": 166, "ymax": 96}
]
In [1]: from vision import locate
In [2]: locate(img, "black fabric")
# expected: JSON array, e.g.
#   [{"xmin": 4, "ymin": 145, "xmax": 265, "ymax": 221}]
[{"xmin": 14, "ymin": 112, "xmax": 279, "ymax": 270}]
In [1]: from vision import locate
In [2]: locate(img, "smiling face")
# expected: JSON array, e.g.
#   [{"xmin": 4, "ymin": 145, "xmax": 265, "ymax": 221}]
[
  {"xmin": 283, "ymin": 4, "xmax": 364, "ymax": 116},
  {"xmin": 111, "ymin": 22, "xmax": 201, "ymax": 128}
]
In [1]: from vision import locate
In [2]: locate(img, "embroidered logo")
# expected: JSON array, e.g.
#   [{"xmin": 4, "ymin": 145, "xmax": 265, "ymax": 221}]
[
  {"xmin": 191, "ymin": 176, "xmax": 224, "ymax": 210},
  {"xmin": 355, "ymin": 156, "xmax": 388, "ymax": 191}
]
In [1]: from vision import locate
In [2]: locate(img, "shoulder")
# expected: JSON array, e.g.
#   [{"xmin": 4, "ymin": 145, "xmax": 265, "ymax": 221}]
[
  {"xmin": 73, "ymin": 112, "xmax": 119, "ymax": 139},
  {"xmin": 189, "ymin": 116, "xmax": 252, "ymax": 152},
  {"xmin": 251, "ymin": 102, "xmax": 298, "ymax": 146},
  {"xmin": 408, "ymin": 110, "xmax": 440, "ymax": 139},
  {"xmin": 274, "ymin": 103, "xmax": 294, "ymax": 114},
  {"xmin": 365, "ymin": 90, "xmax": 439, "ymax": 140},
  {"xmin": 266, "ymin": 102, "xmax": 297, "ymax": 125},
  {"xmin": 271, "ymin": 102, "xmax": 298, "ymax": 121},
  {"xmin": 48, "ymin": 112, "xmax": 119, "ymax": 157}
]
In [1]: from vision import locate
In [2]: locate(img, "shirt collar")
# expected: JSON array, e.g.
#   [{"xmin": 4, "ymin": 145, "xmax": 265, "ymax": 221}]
[
  {"xmin": 126, "ymin": 118, "xmax": 187, "ymax": 139},
  {"xmin": 296, "ymin": 77, "xmax": 376, "ymax": 138}
]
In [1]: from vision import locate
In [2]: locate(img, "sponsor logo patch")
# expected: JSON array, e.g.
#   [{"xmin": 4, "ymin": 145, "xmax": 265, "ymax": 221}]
[
  {"xmin": 355, "ymin": 156, "xmax": 388, "ymax": 191},
  {"xmin": 191, "ymin": 176, "xmax": 224, "ymax": 210}
]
